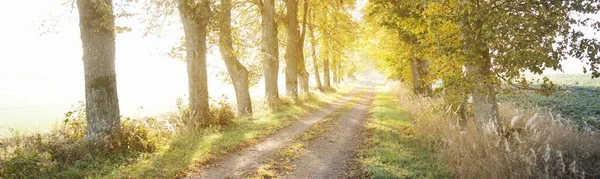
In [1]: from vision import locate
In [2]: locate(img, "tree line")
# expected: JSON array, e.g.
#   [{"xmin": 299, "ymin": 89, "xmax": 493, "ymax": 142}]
[
  {"xmin": 75, "ymin": 0, "xmax": 358, "ymax": 141},
  {"xmin": 365, "ymin": 0, "xmax": 600, "ymax": 130}
]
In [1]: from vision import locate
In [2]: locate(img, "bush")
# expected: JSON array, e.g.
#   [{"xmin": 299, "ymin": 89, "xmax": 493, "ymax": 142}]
[
  {"xmin": 0, "ymin": 150, "xmax": 54, "ymax": 178},
  {"xmin": 210, "ymin": 98, "xmax": 235, "ymax": 126},
  {"xmin": 390, "ymin": 84, "xmax": 600, "ymax": 178},
  {"xmin": 0, "ymin": 103, "xmax": 170, "ymax": 178},
  {"xmin": 169, "ymin": 96, "xmax": 236, "ymax": 128}
]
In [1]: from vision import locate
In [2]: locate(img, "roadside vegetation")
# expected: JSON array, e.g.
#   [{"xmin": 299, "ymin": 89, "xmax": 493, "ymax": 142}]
[
  {"xmin": 364, "ymin": 0, "xmax": 600, "ymax": 177},
  {"xmin": 3, "ymin": 0, "xmax": 600, "ymax": 178},
  {"xmin": 386, "ymin": 83, "xmax": 600, "ymax": 178},
  {"xmin": 0, "ymin": 87, "xmax": 351, "ymax": 178},
  {"xmin": 358, "ymin": 86, "xmax": 452, "ymax": 178},
  {"xmin": 0, "ymin": 103, "xmax": 170, "ymax": 178},
  {"xmin": 1, "ymin": 0, "xmax": 362, "ymax": 177}
]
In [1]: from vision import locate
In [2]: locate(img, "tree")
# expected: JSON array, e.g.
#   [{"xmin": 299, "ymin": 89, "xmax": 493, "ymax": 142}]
[
  {"xmin": 218, "ymin": 0, "xmax": 253, "ymax": 116},
  {"xmin": 365, "ymin": 0, "xmax": 433, "ymax": 96},
  {"xmin": 297, "ymin": 0, "xmax": 310, "ymax": 95},
  {"xmin": 308, "ymin": 9, "xmax": 323, "ymax": 91},
  {"xmin": 366, "ymin": 0, "xmax": 600, "ymax": 129},
  {"xmin": 177, "ymin": 0, "xmax": 212, "ymax": 125},
  {"xmin": 332, "ymin": 53, "xmax": 339, "ymax": 84},
  {"xmin": 77, "ymin": 0, "xmax": 121, "ymax": 140},
  {"xmin": 284, "ymin": 0, "xmax": 300, "ymax": 100},
  {"xmin": 314, "ymin": 0, "xmax": 357, "ymax": 88},
  {"xmin": 322, "ymin": 39, "xmax": 331, "ymax": 89},
  {"xmin": 456, "ymin": 0, "xmax": 600, "ymax": 128},
  {"xmin": 256, "ymin": 0, "xmax": 281, "ymax": 108}
]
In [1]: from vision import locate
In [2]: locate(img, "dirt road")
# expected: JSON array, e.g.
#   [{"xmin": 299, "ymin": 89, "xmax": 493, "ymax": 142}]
[
  {"xmin": 281, "ymin": 83, "xmax": 375, "ymax": 178},
  {"xmin": 187, "ymin": 80, "xmax": 377, "ymax": 179}
]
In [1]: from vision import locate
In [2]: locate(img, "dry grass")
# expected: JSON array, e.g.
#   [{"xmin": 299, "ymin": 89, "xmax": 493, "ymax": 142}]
[{"xmin": 390, "ymin": 82, "xmax": 600, "ymax": 179}]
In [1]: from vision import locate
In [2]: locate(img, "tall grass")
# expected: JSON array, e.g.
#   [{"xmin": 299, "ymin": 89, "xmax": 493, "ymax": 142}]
[{"xmin": 390, "ymin": 82, "xmax": 600, "ymax": 178}]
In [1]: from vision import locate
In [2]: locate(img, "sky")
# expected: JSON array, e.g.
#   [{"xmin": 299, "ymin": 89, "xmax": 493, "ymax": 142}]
[{"xmin": 0, "ymin": 0, "xmax": 593, "ymax": 135}]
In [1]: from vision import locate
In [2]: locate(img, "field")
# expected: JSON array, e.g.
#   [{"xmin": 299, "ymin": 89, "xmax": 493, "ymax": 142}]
[
  {"xmin": 499, "ymin": 74, "xmax": 600, "ymax": 130},
  {"xmin": 0, "ymin": 77, "xmax": 295, "ymax": 137}
]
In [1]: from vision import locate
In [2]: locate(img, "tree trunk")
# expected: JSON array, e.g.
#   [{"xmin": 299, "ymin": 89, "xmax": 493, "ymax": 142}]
[
  {"xmin": 285, "ymin": 0, "xmax": 300, "ymax": 100},
  {"xmin": 459, "ymin": 7, "xmax": 501, "ymax": 130},
  {"xmin": 410, "ymin": 58, "xmax": 420, "ymax": 95},
  {"xmin": 441, "ymin": 76, "xmax": 469, "ymax": 123},
  {"xmin": 77, "ymin": 0, "xmax": 121, "ymax": 140},
  {"xmin": 466, "ymin": 48, "xmax": 500, "ymax": 129},
  {"xmin": 177, "ymin": 0, "xmax": 211, "ymax": 126},
  {"xmin": 335, "ymin": 58, "xmax": 341, "ymax": 83},
  {"xmin": 323, "ymin": 55, "xmax": 331, "ymax": 89},
  {"xmin": 332, "ymin": 52, "xmax": 342, "ymax": 84},
  {"xmin": 218, "ymin": 0, "xmax": 252, "ymax": 116},
  {"xmin": 310, "ymin": 35, "xmax": 322, "ymax": 91},
  {"xmin": 259, "ymin": 0, "xmax": 280, "ymax": 108},
  {"xmin": 410, "ymin": 58, "xmax": 432, "ymax": 96},
  {"xmin": 298, "ymin": 60, "xmax": 310, "ymax": 95},
  {"xmin": 308, "ymin": 6, "xmax": 322, "ymax": 91},
  {"xmin": 331, "ymin": 57, "xmax": 338, "ymax": 84},
  {"xmin": 297, "ymin": 0, "xmax": 310, "ymax": 95}
]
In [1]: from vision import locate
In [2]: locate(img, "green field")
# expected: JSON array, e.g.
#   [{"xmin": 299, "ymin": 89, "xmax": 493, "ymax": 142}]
[
  {"xmin": 500, "ymin": 74, "xmax": 600, "ymax": 130},
  {"xmin": 525, "ymin": 74, "xmax": 600, "ymax": 87}
]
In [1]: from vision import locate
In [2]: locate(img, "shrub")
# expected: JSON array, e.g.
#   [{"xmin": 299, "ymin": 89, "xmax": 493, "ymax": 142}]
[
  {"xmin": 0, "ymin": 102, "xmax": 170, "ymax": 178},
  {"xmin": 210, "ymin": 98, "xmax": 235, "ymax": 126},
  {"xmin": 170, "ymin": 96, "xmax": 236, "ymax": 128},
  {"xmin": 0, "ymin": 150, "xmax": 55, "ymax": 178},
  {"xmin": 390, "ymin": 84, "xmax": 600, "ymax": 178}
]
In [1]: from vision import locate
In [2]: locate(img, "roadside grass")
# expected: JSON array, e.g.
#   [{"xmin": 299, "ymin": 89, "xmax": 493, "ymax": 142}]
[
  {"xmin": 103, "ymin": 86, "xmax": 353, "ymax": 178},
  {"xmin": 0, "ymin": 85, "xmax": 353, "ymax": 179},
  {"xmin": 396, "ymin": 81, "xmax": 600, "ymax": 178},
  {"xmin": 0, "ymin": 100, "xmax": 172, "ymax": 179},
  {"xmin": 250, "ymin": 91, "xmax": 362, "ymax": 178},
  {"xmin": 358, "ymin": 89, "xmax": 453, "ymax": 179}
]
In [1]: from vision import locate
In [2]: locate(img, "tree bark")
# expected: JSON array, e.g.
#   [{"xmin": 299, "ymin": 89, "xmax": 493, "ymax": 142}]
[
  {"xmin": 218, "ymin": 0, "xmax": 252, "ymax": 116},
  {"xmin": 259, "ymin": 0, "xmax": 280, "ymax": 108},
  {"xmin": 77, "ymin": 0, "xmax": 121, "ymax": 140},
  {"xmin": 441, "ymin": 76, "xmax": 469, "ymax": 123},
  {"xmin": 309, "ymin": 32, "xmax": 322, "ymax": 91},
  {"xmin": 458, "ymin": 5, "xmax": 501, "ymax": 129},
  {"xmin": 466, "ymin": 48, "xmax": 500, "ymax": 128},
  {"xmin": 297, "ymin": 0, "xmax": 310, "ymax": 95},
  {"xmin": 308, "ymin": 9, "xmax": 322, "ymax": 91},
  {"xmin": 335, "ymin": 57, "xmax": 341, "ymax": 84},
  {"xmin": 285, "ymin": 0, "xmax": 300, "ymax": 100},
  {"xmin": 331, "ymin": 53, "xmax": 342, "ymax": 84},
  {"xmin": 323, "ymin": 54, "xmax": 331, "ymax": 89},
  {"xmin": 410, "ymin": 58, "xmax": 432, "ymax": 96},
  {"xmin": 332, "ymin": 57, "xmax": 338, "ymax": 84},
  {"xmin": 177, "ymin": 0, "xmax": 211, "ymax": 126}
]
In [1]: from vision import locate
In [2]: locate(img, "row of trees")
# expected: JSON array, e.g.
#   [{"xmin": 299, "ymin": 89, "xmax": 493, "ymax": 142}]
[
  {"xmin": 75, "ymin": 0, "xmax": 359, "ymax": 141},
  {"xmin": 365, "ymin": 0, "xmax": 600, "ymax": 129}
]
